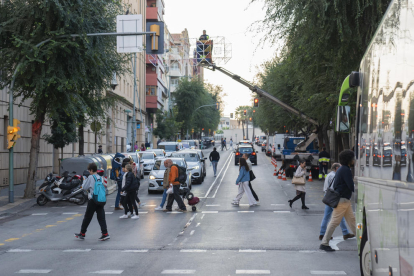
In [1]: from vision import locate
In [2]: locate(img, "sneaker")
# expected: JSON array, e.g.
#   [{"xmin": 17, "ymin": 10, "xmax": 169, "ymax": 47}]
[
  {"xmin": 74, "ymin": 233, "xmax": 85, "ymax": 240},
  {"xmin": 131, "ymin": 215, "xmax": 140, "ymax": 219},
  {"xmin": 231, "ymin": 202, "xmax": 239, "ymax": 206},
  {"xmin": 128, "ymin": 212, "xmax": 133, "ymax": 218},
  {"xmin": 255, "ymin": 201, "xmax": 260, "ymax": 206},
  {"xmin": 99, "ymin": 234, "xmax": 110, "ymax": 241},
  {"xmin": 119, "ymin": 214, "xmax": 129, "ymax": 219},
  {"xmin": 178, "ymin": 209, "xmax": 187, "ymax": 212},
  {"xmin": 319, "ymin": 244, "xmax": 335, "ymax": 252},
  {"xmin": 163, "ymin": 209, "xmax": 172, "ymax": 212},
  {"xmin": 114, "ymin": 207, "xmax": 123, "ymax": 211},
  {"xmin": 343, "ymin": 234, "xmax": 355, "ymax": 240},
  {"xmin": 154, "ymin": 206, "xmax": 163, "ymax": 211},
  {"xmin": 319, "ymin": 235, "xmax": 333, "ymax": 241}
]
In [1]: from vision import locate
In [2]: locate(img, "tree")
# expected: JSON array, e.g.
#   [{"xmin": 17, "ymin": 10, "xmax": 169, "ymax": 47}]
[
  {"xmin": 0, "ymin": 0, "xmax": 128, "ymax": 198},
  {"xmin": 153, "ymin": 108, "xmax": 181, "ymax": 140}
]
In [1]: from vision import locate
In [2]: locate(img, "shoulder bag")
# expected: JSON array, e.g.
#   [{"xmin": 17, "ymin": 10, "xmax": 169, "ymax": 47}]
[
  {"xmin": 322, "ymin": 177, "xmax": 341, "ymax": 208},
  {"xmin": 292, "ymin": 175, "xmax": 305, "ymax": 185},
  {"xmin": 249, "ymin": 170, "xmax": 256, "ymax": 181}
]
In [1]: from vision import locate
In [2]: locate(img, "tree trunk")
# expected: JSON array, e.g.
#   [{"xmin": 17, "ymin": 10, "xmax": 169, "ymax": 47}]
[
  {"xmin": 61, "ymin": 147, "xmax": 63, "ymax": 160},
  {"xmin": 317, "ymin": 125, "xmax": 324, "ymax": 150},
  {"xmin": 322, "ymin": 125, "xmax": 331, "ymax": 155},
  {"xmin": 78, "ymin": 124, "xmax": 84, "ymax": 155},
  {"xmin": 24, "ymin": 114, "xmax": 45, "ymax": 198},
  {"xmin": 246, "ymin": 119, "xmax": 249, "ymax": 140}
]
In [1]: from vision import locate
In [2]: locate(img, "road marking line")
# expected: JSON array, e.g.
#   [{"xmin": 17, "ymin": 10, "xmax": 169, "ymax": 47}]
[
  {"xmin": 196, "ymin": 223, "xmax": 201, "ymax": 227},
  {"xmin": 89, "ymin": 270, "xmax": 123, "ymax": 274},
  {"xmin": 206, "ymin": 205, "xmax": 220, "ymax": 206},
  {"xmin": 105, "ymin": 212, "xmax": 113, "ymax": 215},
  {"xmin": 329, "ymin": 236, "xmax": 345, "ymax": 250},
  {"xmin": 16, "ymin": 269, "xmax": 52, "ymax": 274},
  {"xmin": 212, "ymin": 153, "xmax": 233, "ymax": 198},
  {"xmin": 65, "ymin": 218, "xmax": 74, "ymax": 220},
  {"xmin": 204, "ymin": 152, "xmax": 233, "ymax": 197},
  {"xmin": 190, "ymin": 230, "xmax": 195, "ymax": 235},
  {"xmin": 167, "ymin": 211, "xmax": 183, "ymax": 214},
  {"xmin": 32, "ymin": 213, "xmax": 48, "ymax": 215},
  {"xmin": 62, "ymin": 212, "xmax": 79, "ymax": 215},
  {"xmin": 0, "ymin": 243, "xmax": 5, "ymax": 246},
  {"xmin": 238, "ymin": 211, "xmax": 254, "ymax": 213},
  {"xmin": 299, "ymin": 250, "xmax": 326, "ymax": 253},
  {"xmin": 122, "ymin": 250, "xmax": 148, "ymax": 253},
  {"xmin": 310, "ymin": 271, "xmax": 346, "ymax": 275},
  {"xmin": 239, "ymin": 249, "xmax": 266, "ymax": 252},
  {"xmin": 271, "ymin": 204, "xmax": 286, "ymax": 206},
  {"xmin": 5, "ymin": 238, "xmax": 20, "ymax": 242},
  {"xmin": 161, "ymin": 270, "xmax": 195, "ymax": 274},
  {"xmin": 63, "ymin": 249, "xmax": 91, "ymax": 252},
  {"xmin": 73, "ymin": 214, "xmax": 82, "ymax": 217},
  {"xmin": 202, "ymin": 211, "xmax": 218, "ymax": 213},
  {"xmin": 236, "ymin": 270, "xmax": 270, "ymax": 274},
  {"xmin": 144, "ymin": 205, "xmax": 156, "ymax": 207},
  {"xmin": 45, "ymin": 225, "xmax": 56, "ymax": 228},
  {"xmin": 180, "ymin": 249, "xmax": 206, "ymax": 252},
  {"xmin": 273, "ymin": 211, "xmax": 291, "ymax": 213},
  {"xmin": 7, "ymin": 249, "xmax": 33, "ymax": 252},
  {"xmin": 239, "ymin": 204, "xmax": 249, "ymax": 206},
  {"xmin": 201, "ymin": 214, "xmax": 205, "ymax": 219},
  {"xmin": 138, "ymin": 212, "xmax": 148, "ymax": 214},
  {"xmin": 52, "ymin": 207, "xmax": 66, "ymax": 208}
]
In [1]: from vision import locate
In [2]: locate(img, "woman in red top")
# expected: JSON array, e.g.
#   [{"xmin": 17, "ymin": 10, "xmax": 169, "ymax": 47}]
[{"xmin": 140, "ymin": 143, "xmax": 145, "ymax": 151}]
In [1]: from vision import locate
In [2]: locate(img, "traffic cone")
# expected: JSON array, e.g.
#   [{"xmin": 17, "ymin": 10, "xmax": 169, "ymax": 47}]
[
  {"xmin": 282, "ymin": 170, "xmax": 287, "ymax": 181},
  {"xmin": 273, "ymin": 167, "xmax": 277, "ymax": 176},
  {"xmin": 278, "ymin": 170, "xmax": 282, "ymax": 179},
  {"xmin": 308, "ymin": 173, "xmax": 313, "ymax": 182}
]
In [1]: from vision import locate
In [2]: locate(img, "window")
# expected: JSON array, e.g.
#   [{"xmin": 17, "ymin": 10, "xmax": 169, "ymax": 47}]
[
  {"xmin": 171, "ymin": 62, "xmax": 179, "ymax": 70},
  {"xmin": 171, "ymin": 79, "xmax": 179, "ymax": 86},
  {"xmin": 146, "ymin": 86, "xmax": 156, "ymax": 95}
]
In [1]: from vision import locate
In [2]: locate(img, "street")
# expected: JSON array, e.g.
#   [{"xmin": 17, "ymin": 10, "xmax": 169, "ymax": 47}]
[{"xmin": 0, "ymin": 148, "xmax": 358, "ymax": 276}]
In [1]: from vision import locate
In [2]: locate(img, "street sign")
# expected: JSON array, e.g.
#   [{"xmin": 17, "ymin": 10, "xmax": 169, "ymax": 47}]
[
  {"xmin": 137, "ymin": 123, "xmax": 141, "ymax": 129},
  {"xmin": 116, "ymin": 15, "xmax": 143, "ymax": 53},
  {"xmin": 90, "ymin": 121, "xmax": 101, "ymax": 132}
]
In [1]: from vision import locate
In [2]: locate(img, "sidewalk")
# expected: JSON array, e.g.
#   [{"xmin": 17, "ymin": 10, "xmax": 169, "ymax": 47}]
[{"xmin": 0, "ymin": 180, "xmax": 43, "ymax": 215}]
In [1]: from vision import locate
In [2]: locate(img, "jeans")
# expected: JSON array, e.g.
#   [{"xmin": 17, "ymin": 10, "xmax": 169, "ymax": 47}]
[
  {"xmin": 166, "ymin": 185, "xmax": 186, "ymax": 211},
  {"xmin": 115, "ymin": 182, "xmax": 122, "ymax": 207},
  {"xmin": 80, "ymin": 200, "xmax": 108, "ymax": 234},
  {"xmin": 211, "ymin": 161, "xmax": 218, "ymax": 176},
  {"xmin": 160, "ymin": 188, "xmax": 168, "ymax": 208},
  {"xmin": 320, "ymin": 204, "xmax": 349, "ymax": 236}
]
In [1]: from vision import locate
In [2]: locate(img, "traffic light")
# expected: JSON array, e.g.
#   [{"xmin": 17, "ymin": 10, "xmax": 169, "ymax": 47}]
[
  {"xmin": 249, "ymin": 117, "xmax": 252, "ymax": 121},
  {"xmin": 216, "ymin": 102, "xmax": 220, "ymax": 110},
  {"xmin": 230, "ymin": 113, "xmax": 233, "ymax": 119},
  {"xmin": 150, "ymin": 24, "xmax": 160, "ymax": 51},
  {"xmin": 254, "ymin": 98, "xmax": 259, "ymax": 107},
  {"xmin": 253, "ymin": 109, "xmax": 256, "ymax": 113},
  {"xmin": 7, "ymin": 119, "xmax": 21, "ymax": 149},
  {"xmin": 202, "ymin": 128, "xmax": 204, "ymax": 131},
  {"xmin": 243, "ymin": 110, "xmax": 247, "ymax": 116}
]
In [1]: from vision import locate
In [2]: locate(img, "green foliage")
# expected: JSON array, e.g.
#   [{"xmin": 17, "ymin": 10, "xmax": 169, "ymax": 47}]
[
  {"xmin": 153, "ymin": 108, "xmax": 181, "ymax": 140},
  {"xmin": 43, "ymin": 111, "xmax": 77, "ymax": 149}
]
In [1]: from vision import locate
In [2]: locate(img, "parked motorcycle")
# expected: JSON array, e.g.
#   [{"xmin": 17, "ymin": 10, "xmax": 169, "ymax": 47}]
[{"xmin": 36, "ymin": 171, "xmax": 88, "ymax": 206}]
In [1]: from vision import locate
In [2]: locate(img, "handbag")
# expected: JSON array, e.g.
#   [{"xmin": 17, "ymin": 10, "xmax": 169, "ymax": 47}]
[
  {"xmin": 166, "ymin": 185, "xmax": 173, "ymax": 194},
  {"xmin": 249, "ymin": 170, "xmax": 256, "ymax": 181},
  {"xmin": 322, "ymin": 177, "xmax": 341, "ymax": 208},
  {"xmin": 292, "ymin": 176, "xmax": 305, "ymax": 185}
]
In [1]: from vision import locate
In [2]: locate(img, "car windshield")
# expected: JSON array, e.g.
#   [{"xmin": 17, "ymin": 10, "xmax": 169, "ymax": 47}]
[
  {"xmin": 182, "ymin": 143, "xmax": 190, "ymax": 148},
  {"xmin": 130, "ymin": 155, "xmax": 138, "ymax": 163},
  {"xmin": 158, "ymin": 145, "xmax": 178, "ymax": 152},
  {"xmin": 139, "ymin": 153, "xmax": 154, "ymax": 160},
  {"xmin": 153, "ymin": 160, "xmax": 186, "ymax": 170},
  {"xmin": 172, "ymin": 153, "xmax": 198, "ymax": 162},
  {"xmin": 402, "ymin": 148, "xmax": 406, "ymax": 154},
  {"xmin": 188, "ymin": 141, "xmax": 196, "ymax": 146},
  {"xmin": 239, "ymin": 147, "xmax": 253, "ymax": 154}
]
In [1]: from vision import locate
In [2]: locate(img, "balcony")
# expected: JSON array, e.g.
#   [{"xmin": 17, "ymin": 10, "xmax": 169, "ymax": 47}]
[
  {"xmin": 146, "ymin": 7, "xmax": 158, "ymax": 21},
  {"xmin": 146, "ymin": 73, "xmax": 157, "ymax": 86}
]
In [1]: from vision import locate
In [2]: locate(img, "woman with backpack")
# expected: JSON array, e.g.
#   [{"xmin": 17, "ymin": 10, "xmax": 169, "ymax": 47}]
[
  {"xmin": 119, "ymin": 164, "xmax": 139, "ymax": 219},
  {"xmin": 232, "ymin": 158, "xmax": 257, "ymax": 206},
  {"xmin": 288, "ymin": 160, "xmax": 309, "ymax": 209},
  {"xmin": 75, "ymin": 163, "xmax": 109, "ymax": 241}
]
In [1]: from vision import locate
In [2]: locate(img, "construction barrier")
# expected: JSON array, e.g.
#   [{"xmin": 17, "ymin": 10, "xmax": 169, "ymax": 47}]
[
  {"xmin": 282, "ymin": 170, "xmax": 287, "ymax": 181},
  {"xmin": 308, "ymin": 173, "xmax": 313, "ymax": 182},
  {"xmin": 278, "ymin": 170, "xmax": 282, "ymax": 179}
]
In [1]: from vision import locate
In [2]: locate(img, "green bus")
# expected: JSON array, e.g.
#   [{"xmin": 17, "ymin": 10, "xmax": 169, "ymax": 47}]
[{"xmin": 337, "ymin": 1, "xmax": 414, "ymax": 275}]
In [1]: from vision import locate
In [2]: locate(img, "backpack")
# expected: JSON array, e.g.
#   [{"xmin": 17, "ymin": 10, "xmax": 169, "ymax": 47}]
[
  {"xmin": 110, "ymin": 168, "xmax": 118, "ymax": 180},
  {"xmin": 172, "ymin": 164, "xmax": 187, "ymax": 184},
  {"xmin": 92, "ymin": 175, "xmax": 106, "ymax": 206}
]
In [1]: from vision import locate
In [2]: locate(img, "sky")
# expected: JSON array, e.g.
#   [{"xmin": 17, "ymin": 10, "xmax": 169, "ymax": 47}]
[{"xmin": 164, "ymin": 0, "xmax": 277, "ymax": 117}]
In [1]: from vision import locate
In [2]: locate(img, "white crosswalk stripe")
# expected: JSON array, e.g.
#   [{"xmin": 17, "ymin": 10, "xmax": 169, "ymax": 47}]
[
  {"xmin": 16, "ymin": 270, "xmax": 52, "ymax": 274},
  {"xmin": 7, "ymin": 249, "xmax": 33, "ymax": 252},
  {"xmin": 161, "ymin": 270, "xmax": 196, "ymax": 274},
  {"xmin": 31, "ymin": 213, "xmax": 48, "ymax": 215},
  {"xmin": 89, "ymin": 271, "xmax": 123, "ymax": 274},
  {"xmin": 310, "ymin": 272, "xmax": 346, "ymax": 275},
  {"xmin": 236, "ymin": 270, "xmax": 270, "ymax": 274}
]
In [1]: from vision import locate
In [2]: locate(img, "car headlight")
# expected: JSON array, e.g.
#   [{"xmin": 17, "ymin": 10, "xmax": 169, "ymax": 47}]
[
  {"xmin": 192, "ymin": 166, "xmax": 200, "ymax": 170},
  {"xmin": 149, "ymin": 175, "xmax": 156, "ymax": 180}
]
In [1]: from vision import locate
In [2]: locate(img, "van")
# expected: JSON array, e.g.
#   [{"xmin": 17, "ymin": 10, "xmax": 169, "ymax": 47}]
[
  {"xmin": 272, "ymin": 134, "xmax": 285, "ymax": 160},
  {"xmin": 158, "ymin": 142, "xmax": 181, "ymax": 153}
]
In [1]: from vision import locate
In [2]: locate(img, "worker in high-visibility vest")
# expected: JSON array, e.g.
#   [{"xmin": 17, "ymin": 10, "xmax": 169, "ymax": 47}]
[{"xmin": 318, "ymin": 147, "xmax": 331, "ymax": 180}]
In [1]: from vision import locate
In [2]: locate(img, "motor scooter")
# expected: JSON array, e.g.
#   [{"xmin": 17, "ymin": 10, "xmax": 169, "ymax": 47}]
[{"xmin": 36, "ymin": 171, "xmax": 88, "ymax": 206}]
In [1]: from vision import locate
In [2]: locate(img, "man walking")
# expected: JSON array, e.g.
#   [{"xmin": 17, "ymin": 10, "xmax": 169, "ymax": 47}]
[
  {"xmin": 209, "ymin": 147, "xmax": 220, "ymax": 177},
  {"xmin": 223, "ymin": 138, "xmax": 227, "ymax": 150},
  {"xmin": 243, "ymin": 154, "xmax": 259, "ymax": 204},
  {"xmin": 164, "ymin": 159, "xmax": 187, "ymax": 212},
  {"xmin": 230, "ymin": 139, "xmax": 233, "ymax": 150},
  {"xmin": 320, "ymin": 150, "xmax": 357, "ymax": 252},
  {"xmin": 155, "ymin": 161, "xmax": 171, "ymax": 211},
  {"xmin": 319, "ymin": 163, "xmax": 354, "ymax": 241},
  {"xmin": 318, "ymin": 147, "xmax": 331, "ymax": 180}
]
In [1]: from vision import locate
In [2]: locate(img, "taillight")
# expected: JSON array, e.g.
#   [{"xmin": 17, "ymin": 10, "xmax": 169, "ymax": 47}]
[
  {"xmin": 236, "ymin": 152, "xmax": 240, "ymax": 156},
  {"xmin": 366, "ymin": 154, "xmax": 368, "ymax": 157},
  {"xmin": 391, "ymin": 154, "xmax": 393, "ymax": 157},
  {"xmin": 405, "ymin": 154, "xmax": 407, "ymax": 157},
  {"xmin": 373, "ymin": 154, "xmax": 376, "ymax": 157},
  {"xmin": 252, "ymin": 152, "xmax": 256, "ymax": 156},
  {"xmin": 383, "ymin": 155, "xmax": 385, "ymax": 158}
]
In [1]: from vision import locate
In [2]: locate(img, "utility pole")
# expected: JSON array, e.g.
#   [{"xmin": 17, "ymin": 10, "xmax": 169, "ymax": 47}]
[{"xmin": 246, "ymin": 117, "xmax": 249, "ymax": 140}]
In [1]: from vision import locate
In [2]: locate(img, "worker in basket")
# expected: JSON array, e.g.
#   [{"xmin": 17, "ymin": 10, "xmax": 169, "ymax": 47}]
[{"xmin": 197, "ymin": 30, "xmax": 213, "ymax": 64}]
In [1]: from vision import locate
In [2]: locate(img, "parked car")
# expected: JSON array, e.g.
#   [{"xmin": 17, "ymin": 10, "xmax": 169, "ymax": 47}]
[
  {"xmin": 235, "ymin": 145, "xmax": 258, "ymax": 165},
  {"xmin": 121, "ymin": 152, "xmax": 144, "ymax": 179},
  {"xmin": 158, "ymin": 142, "xmax": 181, "ymax": 153},
  {"xmin": 148, "ymin": 158, "xmax": 192, "ymax": 194},
  {"xmin": 138, "ymin": 152, "xmax": 156, "ymax": 174},
  {"xmin": 171, "ymin": 151, "xmax": 205, "ymax": 184},
  {"xmin": 373, "ymin": 146, "xmax": 381, "ymax": 166}
]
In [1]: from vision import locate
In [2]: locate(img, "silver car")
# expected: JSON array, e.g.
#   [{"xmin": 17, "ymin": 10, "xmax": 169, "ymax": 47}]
[
  {"xmin": 148, "ymin": 158, "xmax": 192, "ymax": 194},
  {"xmin": 121, "ymin": 152, "xmax": 144, "ymax": 179},
  {"xmin": 148, "ymin": 149, "xmax": 165, "ymax": 159},
  {"xmin": 171, "ymin": 151, "xmax": 204, "ymax": 184},
  {"xmin": 139, "ymin": 152, "xmax": 156, "ymax": 174}
]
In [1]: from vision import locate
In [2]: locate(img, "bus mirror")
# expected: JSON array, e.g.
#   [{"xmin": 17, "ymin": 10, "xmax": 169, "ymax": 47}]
[
  {"xmin": 349, "ymin": 71, "xmax": 361, "ymax": 88},
  {"xmin": 336, "ymin": 106, "xmax": 351, "ymax": 133}
]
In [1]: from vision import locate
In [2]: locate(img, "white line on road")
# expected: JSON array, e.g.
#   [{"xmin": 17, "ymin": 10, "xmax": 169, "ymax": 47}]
[
  {"xmin": 299, "ymin": 250, "xmax": 326, "ymax": 254},
  {"xmin": 31, "ymin": 213, "xmax": 48, "ymax": 215},
  {"xmin": 143, "ymin": 205, "xmax": 156, "ymax": 207},
  {"xmin": 138, "ymin": 212, "xmax": 148, "ymax": 214},
  {"xmin": 16, "ymin": 270, "xmax": 52, "ymax": 274},
  {"xmin": 204, "ymin": 152, "xmax": 233, "ymax": 198},
  {"xmin": 273, "ymin": 211, "xmax": 291, "ymax": 213},
  {"xmin": 105, "ymin": 212, "xmax": 113, "ymax": 215},
  {"xmin": 329, "ymin": 236, "xmax": 345, "ymax": 250},
  {"xmin": 196, "ymin": 223, "xmax": 201, "ymax": 227},
  {"xmin": 201, "ymin": 214, "xmax": 205, "ymax": 219},
  {"xmin": 202, "ymin": 211, "xmax": 218, "ymax": 213},
  {"xmin": 271, "ymin": 204, "xmax": 286, "ymax": 206},
  {"xmin": 310, "ymin": 271, "xmax": 346, "ymax": 275},
  {"xmin": 122, "ymin": 250, "xmax": 148, "ymax": 253},
  {"xmin": 239, "ymin": 204, "xmax": 250, "ymax": 206},
  {"xmin": 206, "ymin": 205, "xmax": 220, "ymax": 206},
  {"xmin": 51, "ymin": 207, "xmax": 66, "ymax": 208},
  {"xmin": 89, "ymin": 271, "xmax": 123, "ymax": 274},
  {"xmin": 7, "ymin": 249, "xmax": 33, "ymax": 252},
  {"xmin": 236, "ymin": 270, "xmax": 270, "ymax": 274},
  {"xmin": 190, "ymin": 230, "xmax": 195, "ymax": 235},
  {"xmin": 167, "ymin": 211, "xmax": 183, "ymax": 214},
  {"xmin": 238, "ymin": 211, "xmax": 254, "ymax": 213},
  {"xmin": 161, "ymin": 270, "xmax": 195, "ymax": 274},
  {"xmin": 239, "ymin": 249, "xmax": 266, "ymax": 252},
  {"xmin": 212, "ymin": 153, "xmax": 233, "ymax": 198},
  {"xmin": 62, "ymin": 212, "xmax": 79, "ymax": 215},
  {"xmin": 63, "ymin": 249, "xmax": 91, "ymax": 252},
  {"xmin": 180, "ymin": 249, "xmax": 206, "ymax": 252}
]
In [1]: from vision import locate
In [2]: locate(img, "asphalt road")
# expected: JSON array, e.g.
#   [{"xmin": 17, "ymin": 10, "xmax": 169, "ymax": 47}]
[{"xmin": 0, "ymin": 147, "xmax": 359, "ymax": 276}]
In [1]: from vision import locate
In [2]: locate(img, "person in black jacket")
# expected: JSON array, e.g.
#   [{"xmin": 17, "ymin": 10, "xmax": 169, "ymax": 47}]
[
  {"xmin": 120, "ymin": 164, "xmax": 139, "ymax": 219},
  {"xmin": 209, "ymin": 147, "xmax": 220, "ymax": 177},
  {"xmin": 320, "ymin": 150, "xmax": 357, "ymax": 252}
]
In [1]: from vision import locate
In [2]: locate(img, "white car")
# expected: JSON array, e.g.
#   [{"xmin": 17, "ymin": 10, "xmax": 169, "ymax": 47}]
[
  {"xmin": 148, "ymin": 149, "xmax": 165, "ymax": 159},
  {"xmin": 171, "ymin": 151, "xmax": 204, "ymax": 184},
  {"xmin": 148, "ymin": 158, "xmax": 192, "ymax": 194},
  {"xmin": 139, "ymin": 152, "xmax": 156, "ymax": 174},
  {"xmin": 121, "ymin": 152, "xmax": 144, "ymax": 179}
]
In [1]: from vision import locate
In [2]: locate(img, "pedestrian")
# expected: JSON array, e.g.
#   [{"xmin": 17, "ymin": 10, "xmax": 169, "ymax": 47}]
[
  {"xmin": 140, "ymin": 143, "xmax": 146, "ymax": 151},
  {"xmin": 145, "ymin": 140, "xmax": 151, "ymax": 149},
  {"xmin": 75, "ymin": 163, "xmax": 109, "ymax": 241},
  {"xmin": 232, "ymin": 158, "xmax": 257, "ymax": 206},
  {"xmin": 319, "ymin": 163, "xmax": 354, "ymax": 241},
  {"xmin": 223, "ymin": 138, "xmax": 227, "ymax": 150},
  {"xmin": 320, "ymin": 150, "xmax": 357, "ymax": 252},
  {"xmin": 209, "ymin": 147, "xmax": 220, "ymax": 177},
  {"xmin": 221, "ymin": 138, "xmax": 224, "ymax": 151},
  {"xmin": 155, "ymin": 160, "xmax": 171, "ymax": 210},
  {"xmin": 318, "ymin": 147, "xmax": 331, "ymax": 180},
  {"xmin": 114, "ymin": 164, "xmax": 124, "ymax": 211},
  {"xmin": 98, "ymin": 145, "xmax": 103, "ymax": 154},
  {"xmin": 125, "ymin": 158, "xmax": 141, "ymax": 209},
  {"xmin": 243, "ymin": 153, "xmax": 259, "ymax": 204},
  {"xmin": 164, "ymin": 159, "xmax": 187, "ymax": 212},
  {"xmin": 288, "ymin": 160, "xmax": 309, "ymax": 209},
  {"xmin": 230, "ymin": 139, "xmax": 233, "ymax": 150},
  {"xmin": 119, "ymin": 164, "xmax": 139, "ymax": 219},
  {"xmin": 119, "ymin": 163, "xmax": 131, "ymax": 217},
  {"xmin": 134, "ymin": 141, "xmax": 138, "ymax": 152}
]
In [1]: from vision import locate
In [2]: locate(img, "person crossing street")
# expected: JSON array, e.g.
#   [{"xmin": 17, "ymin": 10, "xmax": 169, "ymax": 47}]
[
  {"xmin": 209, "ymin": 147, "xmax": 220, "ymax": 177},
  {"xmin": 164, "ymin": 159, "xmax": 187, "ymax": 212},
  {"xmin": 318, "ymin": 147, "xmax": 331, "ymax": 180},
  {"xmin": 243, "ymin": 153, "xmax": 259, "ymax": 204}
]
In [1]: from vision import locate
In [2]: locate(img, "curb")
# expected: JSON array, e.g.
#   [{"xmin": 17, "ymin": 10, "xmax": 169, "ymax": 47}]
[{"xmin": 0, "ymin": 198, "xmax": 37, "ymax": 220}]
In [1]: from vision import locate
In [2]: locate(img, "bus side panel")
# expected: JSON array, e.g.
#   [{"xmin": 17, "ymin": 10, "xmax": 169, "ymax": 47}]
[{"xmin": 397, "ymin": 188, "xmax": 414, "ymax": 275}]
